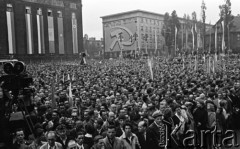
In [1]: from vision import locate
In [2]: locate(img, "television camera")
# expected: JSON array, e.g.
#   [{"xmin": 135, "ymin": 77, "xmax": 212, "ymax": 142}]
[{"xmin": 0, "ymin": 61, "xmax": 34, "ymax": 134}]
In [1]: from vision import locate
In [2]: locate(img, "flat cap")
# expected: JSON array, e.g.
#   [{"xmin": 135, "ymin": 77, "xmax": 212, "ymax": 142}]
[{"xmin": 152, "ymin": 110, "xmax": 163, "ymax": 118}]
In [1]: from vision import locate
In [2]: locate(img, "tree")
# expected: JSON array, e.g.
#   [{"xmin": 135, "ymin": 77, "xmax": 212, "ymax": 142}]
[
  {"xmin": 201, "ymin": 0, "xmax": 207, "ymax": 51},
  {"xmin": 161, "ymin": 12, "xmax": 172, "ymax": 53},
  {"xmin": 161, "ymin": 11, "xmax": 180, "ymax": 55},
  {"xmin": 219, "ymin": 0, "xmax": 234, "ymax": 51}
]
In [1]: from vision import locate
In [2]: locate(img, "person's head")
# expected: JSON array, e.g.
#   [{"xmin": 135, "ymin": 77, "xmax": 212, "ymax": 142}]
[
  {"xmin": 76, "ymin": 131, "xmax": 84, "ymax": 145},
  {"xmin": 107, "ymin": 125, "xmax": 116, "ymax": 139},
  {"xmin": 47, "ymin": 131, "xmax": 56, "ymax": 147},
  {"xmin": 67, "ymin": 140, "xmax": 78, "ymax": 149},
  {"xmin": 159, "ymin": 100, "xmax": 167, "ymax": 111},
  {"xmin": 100, "ymin": 110, "xmax": 108, "ymax": 121},
  {"xmin": 138, "ymin": 121, "xmax": 147, "ymax": 133},
  {"xmin": 118, "ymin": 114, "xmax": 126, "ymax": 127},
  {"xmin": 45, "ymin": 101, "xmax": 51, "ymax": 107},
  {"xmin": 56, "ymin": 124, "xmax": 67, "ymax": 138},
  {"xmin": 85, "ymin": 124, "xmax": 95, "ymax": 135},
  {"xmin": 52, "ymin": 110, "xmax": 60, "ymax": 121},
  {"xmin": 84, "ymin": 110, "xmax": 90, "ymax": 120},
  {"xmin": 93, "ymin": 135, "xmax": 104, "ymax": 149},
  {"xmin": 108, "ymin": 112, "xmax": 115, "ymax": 122},
  {"xmin": 94, "ymin": 118, "xmax": 104, "ymax": 129},
  {"xmin": 123, "ymin": 122, "xmax": 132, "ymax": 136},
  {"xmin": 110, "ymin": 104, "xmax": 117, "ymax": 113},
  {"xmin": 15, "ymin": 128, "xmax": 25, "ymax": 143},
  {"xmin": 152, "ymin": 110, "xmax": 164, "ymax": 125}
]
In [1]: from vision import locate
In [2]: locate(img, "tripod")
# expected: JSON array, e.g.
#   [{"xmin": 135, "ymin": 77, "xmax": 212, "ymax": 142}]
[{"xmin": 6, "ymin": 89, "xmax": 34, "ymax": 135}]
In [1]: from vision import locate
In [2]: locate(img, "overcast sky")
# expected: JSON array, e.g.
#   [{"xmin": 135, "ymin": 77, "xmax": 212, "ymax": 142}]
[{"xmin": 82, "ymin": 0, "xmax": 240, "ymax": 40}]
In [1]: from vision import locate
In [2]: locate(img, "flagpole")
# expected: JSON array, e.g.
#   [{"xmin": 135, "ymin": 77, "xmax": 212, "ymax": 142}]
[{"xmin": 175, "ymin": 26, "xmax": 177, "ymax": 56}]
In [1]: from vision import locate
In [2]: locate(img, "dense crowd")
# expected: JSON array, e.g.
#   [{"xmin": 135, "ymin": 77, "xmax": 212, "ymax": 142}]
[{"xmin": 1, "ymin": 56, "xmax": 240, "ymax": 149}]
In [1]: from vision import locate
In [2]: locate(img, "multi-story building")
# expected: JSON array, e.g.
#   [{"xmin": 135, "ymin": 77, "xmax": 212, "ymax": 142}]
[
  {"xmin": 83, "ymin": 35, "xmax": 103, "ymax": 58},
  {"xmin": 0, "ymin": 0, "xmax": 83, "ymax": 60},
  {"xmin": 101, "ymin": 10, "xmax": 212, "ymax": 58},
  {"xmin": 101, "ymin": 10, "xmax": 165, "ymax": 58},
  {"xmin": 205, "ymin": 15, "xmax": 240, "ymax": 54}
]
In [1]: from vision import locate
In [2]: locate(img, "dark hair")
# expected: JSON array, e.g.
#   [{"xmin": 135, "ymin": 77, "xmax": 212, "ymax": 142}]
[
  {"xmin": 107, "ymin": 125, "xmax": 116, "ymax": 130},
  {"xmin": 122, "ymin": 122, "xmax": 133, "ymax": 130},
  {"xmin": 96, "ymin": 118, "xmax": 104, "ymax": 126},
  {"xmin": 56, "ymin": 124, "xmax": 66, "ymax": 131},
  {"xmin": 85, "ymin": 124, "xmax": 95, "ymax": 135},
  {"xmin": 100, "ymin": 110, "xmax": 106, "ymax": 117}
]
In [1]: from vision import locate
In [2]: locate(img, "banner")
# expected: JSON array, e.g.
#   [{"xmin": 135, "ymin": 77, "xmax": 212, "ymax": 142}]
[
  {"xmin": 6, "ymin": 11, "xmax": 16, "ymax": 54},
  {"xmin": 155, "ymin": 30, "xmax": 157, "ymax": 54},
  {"xmin": 37, "ymin": 14, "xmax": 45, "ymax": 54},
  {"xmin": 221, "ymin": 21, "xmax": 225, "ymax": 54},
  {"xmin": 26, "ymin": 13, "xmax": 34, "ymax": 54},
  {"xmin": 148, "ymin": 58, "xmax": 153, "ymax": 80},
  {"xmin": 58, "ymin": 17, "xmax": 65, "ymax": 54},
  {"xmin": 72, "ymin": 15, "xmax": 78, "ymax": 54},
  {"xmin": 215, "ymin": 25, "xmax": 217, "ymax": 53},
  {"xmin": 48, "ymin": 16, "xmax": 55, "ymax": 53},
  {"xmin": 191, "ymin": 25, "xmax": 195, "ymax": 51}
]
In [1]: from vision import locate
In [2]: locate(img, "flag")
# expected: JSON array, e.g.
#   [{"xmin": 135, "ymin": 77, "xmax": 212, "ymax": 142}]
[
  {"xmin": 209, "ymin": 26, "xmax": 212, "ymax": 53},
  {"xmin": 215, "ymin": 25, "xmax": 218, "ymax": 53},
  {"xmin": 175, "ymin": 26, "xmax": 178, "ymax": 54},
  {"xmin": 221, "ymin": 21, "xmax": 225, "ymax": 54},
  {"xmin": 155, "ymin": 30, "xmax": 157, "ymax": 54},
  {"xmin": 148, "ymin": 58, "xmax": 153, "ymax": 80},
  {"xmin": 69, "ymin": 82, "xmax": 73, "ymax": 107},
  {"xmin": 194, "ymin": 55, "xmax": 197, "ymax": 71},
  {"xmin": 186, "ymin": 25, "xmax": 188, "ymax": 51},
  {"xmin": 51, "ymin": 77, "xmax": 56, "ymax": 109},
  {"xmin": 191, "ymin": 25, "xmax": 195, "ymax": 50}
]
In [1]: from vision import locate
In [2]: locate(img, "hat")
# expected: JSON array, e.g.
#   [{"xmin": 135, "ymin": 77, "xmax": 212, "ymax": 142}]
[
  {"xmin": 94, "ymin": 135, "xmax": 103, "ymax": 143},
  {"xmin": 152, "ymin": 110, "xmax": 163, "ymax": 118}
]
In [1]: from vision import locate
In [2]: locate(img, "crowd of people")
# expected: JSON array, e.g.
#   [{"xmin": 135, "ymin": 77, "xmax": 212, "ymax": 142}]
[{"xmin": 0, "ymin": 56, "xmax": 240, "ymax": 149}]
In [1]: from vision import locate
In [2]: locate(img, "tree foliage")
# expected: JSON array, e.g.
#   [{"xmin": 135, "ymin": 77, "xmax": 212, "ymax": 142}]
[
  {"xmin": 219, "ymin": 0, "xmax": 234, "ymax": 49},
  {"xmin": 161, "ymin": 10, "xmax": 180, "ymax": 53},
  {"xmin": 201, "ymin": 0, "xmax": 206, "ymax": 50}
]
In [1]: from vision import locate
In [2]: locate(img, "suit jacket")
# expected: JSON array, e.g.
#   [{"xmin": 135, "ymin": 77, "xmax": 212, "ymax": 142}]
[
  {"xmin": 136, "ymin": 132, "xmax": 147, "ymax": 149},
  {"xmin": 146, "ymin": 122, "xmax": 167, "ymax": 149},
  {"xmin": 39, "ymin": 142, "xmax": 62, "ymax": 149},
  {"xmin": 102, "ymin": 137, "xmax": 125, "ymax": 149},
  {"xmin": 55, "ymin": 136, "xmax": 71, "ymax": 149}
]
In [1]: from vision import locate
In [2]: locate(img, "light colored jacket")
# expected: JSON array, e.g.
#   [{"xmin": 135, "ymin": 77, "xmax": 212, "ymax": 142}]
[
  {"xmin": 39, "ymin": 142, "xmax": 62, "ymax": 149},
  {"xmin": 119, "ymin": 132, "xmax": 141, "ymax": 149},
  {"xmin": 102, "ymin": 137, "xmax": 125, "ymax": 149}
]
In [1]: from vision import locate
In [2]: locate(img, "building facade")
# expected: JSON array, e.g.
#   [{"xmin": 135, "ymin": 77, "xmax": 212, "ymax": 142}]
[
  {"xmin": 101, "ymin": 10, "xmax": 213, "ymax": 58},
  {"xmin": 101, "ymin": 10, "xmax": 166, "ymax": 58},
  {"xmin": 205, "ymin": 15, "xmax": 240, "ymax": 54},
  {"xmin": 0, "ymin": 0, "xmax": 83, "ymax": 60},
  {"xmin": 83, "ymin": 34, "xmax": 103, "ymax": 58}
]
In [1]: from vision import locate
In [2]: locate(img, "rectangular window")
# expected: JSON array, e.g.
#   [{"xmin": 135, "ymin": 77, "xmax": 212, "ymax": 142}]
[
  {"xmin": 7, "ymin": 3, "xmax": 13, "ymax": 12},
  {"xmin": 70, "ymin": 3, "xmax": 77, "ymax": 9},
  {"xmin": 237, "ymin": 34, "xmax": 240, "ymax": 41},
  {"xmin": 57, "ymin": 11, "xmax": 62, "ymax": 18},
  {"xmin": 26, "ymin": 6, "xmax": 31, "ymax": 14},
  {"xmin": 48, "ymin": 9, "xmax": 53, "ymax": 16}
]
